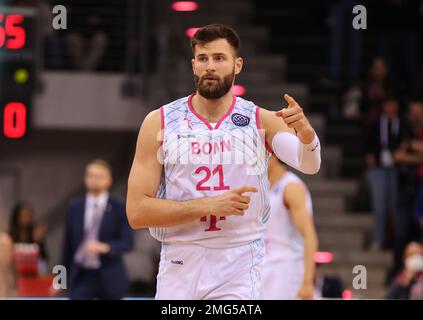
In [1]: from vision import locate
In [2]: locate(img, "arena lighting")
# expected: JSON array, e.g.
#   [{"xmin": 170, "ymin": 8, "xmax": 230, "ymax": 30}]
[
  {"xmin": 233, "ymin": 84, "xmax": 246, "ymax": 96},
  {"xmin": 314, "ymin": 251, "xmax": 333, "ymax": 263},
  {"xmin": 185, "ymin": 27, "xmax": 200, "ymax": 38},
  {"xmin": 342, "ymin": 290, "xmax": 353, "ymax": 300},
  {"xmin": 171, "ymin": 1, "xmax": 199, "ymax": 12}
]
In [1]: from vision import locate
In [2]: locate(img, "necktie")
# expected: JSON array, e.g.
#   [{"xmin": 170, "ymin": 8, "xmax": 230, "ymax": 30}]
[
  {"xmin": 74, "ymin": 201, "xmax": 103, "ymax": 269},
  {"xmin": 86, "ymin": 202, "xmax": 102, "ymax": 241}
]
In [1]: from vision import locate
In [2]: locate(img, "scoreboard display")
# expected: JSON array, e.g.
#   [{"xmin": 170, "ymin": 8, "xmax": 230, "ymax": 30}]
[{"xmin": 0, "ymin": 6, "xmax": 38, "ymax": 139}]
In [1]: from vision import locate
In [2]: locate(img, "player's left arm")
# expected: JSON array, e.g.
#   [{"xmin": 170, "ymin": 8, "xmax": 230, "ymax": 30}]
[
  {"xmin": 284, "ymin": 182, "xmax": 319, "ymax": 300},
  {"xmin": 260, "ymin": 94, "xmax": 321, "ymax": 174}
]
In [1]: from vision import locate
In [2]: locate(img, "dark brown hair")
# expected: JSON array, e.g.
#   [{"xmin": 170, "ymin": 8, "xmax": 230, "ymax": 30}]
[
  {"xmin": 191, "ymin": 24, "xmax": 241, "ymax": 56},
  {"xmin": 9, "ymin": 201, "xmax": 34, "ymax": 243}
]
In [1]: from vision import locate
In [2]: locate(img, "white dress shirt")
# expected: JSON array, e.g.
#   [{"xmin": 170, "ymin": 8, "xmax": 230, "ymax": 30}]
[{"xmin": 84, "ymin": 191, "xmax": 109, "ymax": 233}]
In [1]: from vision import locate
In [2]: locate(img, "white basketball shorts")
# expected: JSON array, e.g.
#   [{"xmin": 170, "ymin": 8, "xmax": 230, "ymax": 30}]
[{"xmin": 155, "ymin": 239, "xmax": 264, "ymax": 300}]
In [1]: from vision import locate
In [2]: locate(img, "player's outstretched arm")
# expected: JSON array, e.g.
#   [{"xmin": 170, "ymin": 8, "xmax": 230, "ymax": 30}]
[
  {"xmin": 260, "ymin": 94, "xmax": 321, "ymax": 174},
  {"xmin": 284, "ymin": 183, "xmax": 318, "ymax": 300},
  {"xmin": 126, "ymin": 109, "xmax": 257, "ymax": 229}
]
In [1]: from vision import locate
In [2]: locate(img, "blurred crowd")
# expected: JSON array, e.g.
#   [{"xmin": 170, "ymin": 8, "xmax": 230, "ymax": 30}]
[
  {"xmin": 325, "ymin": 0, "xmax": 423, "ymax": 293},
  {"xmin": 0, "ymin": 159, "xmax": 145, "ymax": 299}
]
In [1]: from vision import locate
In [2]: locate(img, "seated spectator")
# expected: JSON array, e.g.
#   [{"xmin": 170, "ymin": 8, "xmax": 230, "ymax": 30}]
[
  {"xmin": 0, "ymin": 232, "xmax": 16, "ymax": 297},
  {"xmin": 9, "ymin": 201, "xmax": 49, "ymax": 274},
  {"xmin": 386, "ymin": 242, "xmax": 423, "ymax": 299}
]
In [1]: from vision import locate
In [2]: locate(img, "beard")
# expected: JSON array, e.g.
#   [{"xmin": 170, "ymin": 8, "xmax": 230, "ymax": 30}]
[{"xmin": 194, "ymin": 69, "xmax": 235, "ymax": 100}]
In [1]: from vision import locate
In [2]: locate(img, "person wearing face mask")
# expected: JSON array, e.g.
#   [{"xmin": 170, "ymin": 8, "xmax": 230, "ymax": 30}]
[{"xmin": 386, "ymin": 242, "xmax": 423, "ymax": 299}]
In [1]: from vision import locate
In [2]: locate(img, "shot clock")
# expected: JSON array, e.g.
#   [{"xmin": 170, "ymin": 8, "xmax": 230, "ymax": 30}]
[{"xmin": 0, "ymin": 5, "xmax": 38, "ymax": 139}]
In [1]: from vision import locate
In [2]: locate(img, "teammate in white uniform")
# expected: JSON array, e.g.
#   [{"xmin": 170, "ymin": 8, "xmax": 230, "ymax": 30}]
[
  {"xmin": 261, "ymin": 155, "xmax": 318, "ymax": 300},
  {"xmin": 126, "ymin": 24, "xmax": 321, "ymax": 300}
]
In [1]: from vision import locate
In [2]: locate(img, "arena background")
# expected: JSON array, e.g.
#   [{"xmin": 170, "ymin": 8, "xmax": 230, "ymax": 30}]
[{"xmin": 1, "ymin": 0, "xmax": 422, "ymax": 299}]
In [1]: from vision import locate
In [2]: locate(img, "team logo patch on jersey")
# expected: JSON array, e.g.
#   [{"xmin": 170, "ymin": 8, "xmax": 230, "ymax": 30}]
[{"xmin": 231, "ymin": 113, "xmax": 250, "ymax": 127}]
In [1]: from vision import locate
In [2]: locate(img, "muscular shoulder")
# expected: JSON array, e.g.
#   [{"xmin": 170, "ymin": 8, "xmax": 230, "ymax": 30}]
[
  {"xmin": 258, "ymin": 107, "xmax": 275, "ymax": 124},
  {"xmin": 284, "ymin": 182, "xmax": 307, "ymax": 209},
  {"xmin": 143, "ymin": 109, "xmax": 161, "ymax": 127},
  {"xmin": 138, "ymin": 109, "xmax": 162, "ymax": 141},
  {"xmin": 134, "ymin": 108, "xmax": 163, "ymax": 160},
  {"xmin": 258, "ymin": 107, "xmax": 293, "ymax": 141}
]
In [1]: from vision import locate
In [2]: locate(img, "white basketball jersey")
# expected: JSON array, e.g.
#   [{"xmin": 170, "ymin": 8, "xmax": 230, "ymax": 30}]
[
  {"xmin": 150, "ymin": 93, "xmax": 272, "ymax": 248},
  {"xmin": 264, "ymin": 172, "xmax": 313, "ymax": 261}
]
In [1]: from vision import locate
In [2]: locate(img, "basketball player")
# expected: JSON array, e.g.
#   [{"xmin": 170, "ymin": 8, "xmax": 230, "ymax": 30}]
[
  {"xmin": 261, "ymin": 155, "xmax": 318, "ymax": 300},
  {"xmin": 126, "ymin": 24, "xmax": 321, "ymax": 300}
]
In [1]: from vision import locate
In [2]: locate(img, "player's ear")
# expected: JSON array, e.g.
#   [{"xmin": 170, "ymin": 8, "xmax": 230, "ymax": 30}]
[
  {"xmin": 191, "ymin": 59, "xmax": 196, "ymax": 75},
  {"xmin": 234, "ymin": 57, "xmax": 243, "ymax": 75}
]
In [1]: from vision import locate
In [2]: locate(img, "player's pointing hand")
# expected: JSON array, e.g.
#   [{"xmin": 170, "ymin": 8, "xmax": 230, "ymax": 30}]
[
  {"xmin": 205, "ymin": 186, "xmax": 258, "ymax": 217},
  {"xmin": 275, "ymin": 94, "xmax": 315, "ymax": 144}
]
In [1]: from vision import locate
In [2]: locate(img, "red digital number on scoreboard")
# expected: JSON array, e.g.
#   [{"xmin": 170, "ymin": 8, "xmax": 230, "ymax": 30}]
[
  {"xmin": 0, "ymin": 13, "xmax": 26, "ymax": 49},
  {"xmin": 3, "ymin": 102, "xmax": 27, "ymax": 138}
]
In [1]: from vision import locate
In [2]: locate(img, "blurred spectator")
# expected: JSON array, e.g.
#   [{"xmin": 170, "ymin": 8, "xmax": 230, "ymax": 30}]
[
  {"xmin": 0, "ymin": 233, "xmax": 16, "ymax": 297},
  {"xmin": 361, "ymin": 57, "xmax": 395, "ymax": 130},
  {"xmin": 407, "ymin": 101, "xmax": 423, "ymax": 243},
  {"xmin": 393, "ymin": 101, "xmax": 423, "ymax": 277},
  {"xmin": 65, "ymin": 3, "xmax": 109, "ymax": 71},
  {"xmin": 61, "ymin": 159, "xmax": 134, "ymax": 300},
  {"xmin": 386, "ymin": 242, "xmax": 423, "ymax": 299},
  {"xmin": 9, "ymin": 201, "xmax": 49, "ymax": 273},
  {"xmin": 366, "ymin": 93, "xmax": 404, "ymax": 251}
]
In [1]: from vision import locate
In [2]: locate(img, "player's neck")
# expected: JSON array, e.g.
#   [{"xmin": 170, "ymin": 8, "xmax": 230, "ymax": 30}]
[{"xmin": 191, "ymin": 91, "xmax": 233, "ymax": 123}]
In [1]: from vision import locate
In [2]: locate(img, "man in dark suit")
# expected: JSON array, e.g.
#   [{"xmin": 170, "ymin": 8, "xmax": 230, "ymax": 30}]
[{"xmin": 62, "ymin": 159, "xmax": 134, "ymax": 300}]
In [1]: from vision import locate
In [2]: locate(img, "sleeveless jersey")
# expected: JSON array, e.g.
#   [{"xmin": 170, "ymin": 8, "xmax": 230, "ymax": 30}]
[
  {"xmin": 150, "ymin": 93, "xmax": 272, "ymax": 248},
  {"xmin": 264, "ymin": 172, "xmax": 313, "ymax": 261}
]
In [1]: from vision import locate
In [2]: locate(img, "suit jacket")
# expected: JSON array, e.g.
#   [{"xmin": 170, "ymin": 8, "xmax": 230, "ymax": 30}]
[
  {"xmin": 365, "ymin": 116, "xmax": 404, "ymax": 167},
  {"xmin": 62, "ymin": 195, "xmax": 134, "ymax": 297}
]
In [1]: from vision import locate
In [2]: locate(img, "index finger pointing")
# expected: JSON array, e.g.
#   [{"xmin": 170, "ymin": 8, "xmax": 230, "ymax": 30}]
[
  {"xmin": 232, "ymin": 186, "xmax": 258, "ymax": 194},
  {"xmin": 283, "ymin": 94, "xmax": 298, "ymax": 107}
]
